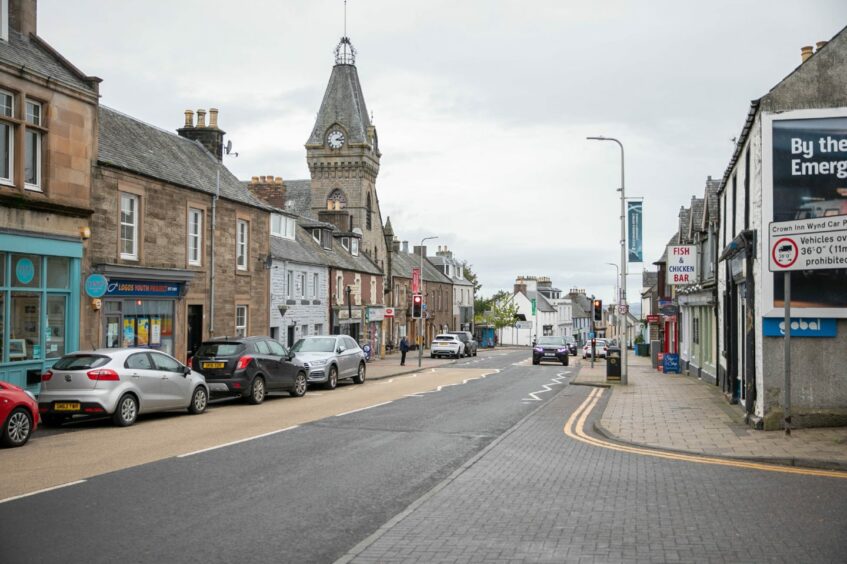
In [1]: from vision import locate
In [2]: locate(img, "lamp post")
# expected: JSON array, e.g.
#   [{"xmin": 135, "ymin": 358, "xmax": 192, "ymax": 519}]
[
  {"xmin": 606, "ymin": 262, "xmax": 620, "ymax": 343},
  {"xmin": 419, "ymin": 235, "xmax": 438, "ymax": 367},
  {"xmin": 587, "ymin": 136, "xmax": 628, "ymax": 385}
]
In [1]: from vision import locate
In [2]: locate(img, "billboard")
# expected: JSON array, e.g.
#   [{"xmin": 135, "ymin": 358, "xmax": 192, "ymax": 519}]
[
  {"xmin": 627, "ymin": 201, "xmax": 643, "ymax": 262},
  {"xmin": 763, "ymin": 110, "xmax": 847, "ymax": 314}
]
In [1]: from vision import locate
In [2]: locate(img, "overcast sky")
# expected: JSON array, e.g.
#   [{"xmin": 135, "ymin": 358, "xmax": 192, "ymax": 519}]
[{"xmin": 41, "ymin": 0, "xmax": 846, "ymax": 304}]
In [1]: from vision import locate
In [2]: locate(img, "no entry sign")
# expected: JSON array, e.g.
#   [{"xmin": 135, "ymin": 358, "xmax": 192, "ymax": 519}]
[{"xmin": 768, "ymin": 214, "xmax": 847, "ymax": 272}]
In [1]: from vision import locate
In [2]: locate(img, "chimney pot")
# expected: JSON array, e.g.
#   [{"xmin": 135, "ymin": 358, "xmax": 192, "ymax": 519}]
[
  {"xmin": 196, "ymin": 109, "xmax": 207, "ymax": 128},
  {"xmin": 801, "ymin": 45, "xmax": 814, "ymax": 63},
  {"xmin": 209, "ymin": 108, "xmax": 219, "ymax": 129},
  {"xmin": 275, "ymin": 176, "xmax": 283, "ymax": 185},
  {"xmin": 184, "ymin": 110, "xmax": 194, "ymax": 128},
  {"xmin": 251, "ymin": 176, "xmax": 259, "ymax": 184},
  {"xmin": 816, "ymin": 40, "xmax": 828, "ymax": 52},
  {"xmin": 402, "ymin": 241, "xmax": 409, "ymax": 253}
]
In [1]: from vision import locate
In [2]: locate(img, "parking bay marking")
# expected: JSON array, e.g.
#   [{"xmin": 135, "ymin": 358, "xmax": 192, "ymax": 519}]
[
  {"xmin": 0, "ymin": 479, "xmax": 87, "ymax": 505},
  {"xmin": 177, "ymin": 425, "xmax": 300, "ymax": 458},
  {"xmin": 335, "ymin": 401, "xmax": 394, "ymax": 417},
  {"xmin": 563, "ymin": 389, "xmax": 847, "ymax": 480}
]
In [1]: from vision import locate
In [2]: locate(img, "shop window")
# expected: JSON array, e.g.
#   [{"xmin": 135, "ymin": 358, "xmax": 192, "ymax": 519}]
[
  {"xmin": 0, "ymin": 251, "xmax": 5, "ymax": 286},
  {"xmin": 46, "ymin": 295, "xmax": 65, "ymax": 359},
  {"xmin": 11, "ymin": 254, "xmax": 40, "ymax": 288},
  {"xmin": 46, "ymin": 256, "xmax": 69, "ymax": 289},
  {"xmin": 10, "ymin": 292, "xmax": 40, "ymax": 361},
  {"xmin": 236, "ymin": 305, "xmax": 248, "ymax": 337},
  {"xmin": 112, "ymin": 299, "xmax": 175, "ymax": 356}
]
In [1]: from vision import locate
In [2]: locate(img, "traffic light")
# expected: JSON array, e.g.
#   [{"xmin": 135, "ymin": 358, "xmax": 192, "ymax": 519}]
[
  {"xmin": 413, "ymin": 294, "xmax": 422, "ymax": 318},
  {"xmin": 593, "ymin": 299, "xmax": 603, "ymax": 322}
]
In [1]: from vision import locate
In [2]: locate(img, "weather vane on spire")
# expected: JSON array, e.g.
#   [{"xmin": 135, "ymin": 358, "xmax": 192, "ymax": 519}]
[{"xmin": 335, "ymin": 0, "xmax": 356, "ymax": 65}]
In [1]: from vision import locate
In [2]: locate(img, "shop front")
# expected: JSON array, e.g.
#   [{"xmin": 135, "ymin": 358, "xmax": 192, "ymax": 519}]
[{"xmin": 0, "ymin": 232, "xmax": 82, "ymax": 391}]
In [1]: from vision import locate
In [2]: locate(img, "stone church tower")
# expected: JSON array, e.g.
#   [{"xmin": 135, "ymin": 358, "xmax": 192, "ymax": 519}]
[{"xmin": 306, "ymin": 37, "xmax": 387, "ymax": 271}]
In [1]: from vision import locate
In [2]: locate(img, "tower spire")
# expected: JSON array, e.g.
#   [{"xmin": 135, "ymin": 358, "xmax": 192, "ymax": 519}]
[{"xmin": 335, "ymin": 0, "xmax": 356, "ymax": 65}]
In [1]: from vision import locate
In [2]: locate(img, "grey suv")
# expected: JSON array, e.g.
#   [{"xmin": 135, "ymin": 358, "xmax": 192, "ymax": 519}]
[
  {"xmin": 448, "ymin": 331, "xmax": 478, "ymax": 357},
  {"xmin": 290, "ymin": 335, "xmax": 367, "ymax": 389}
]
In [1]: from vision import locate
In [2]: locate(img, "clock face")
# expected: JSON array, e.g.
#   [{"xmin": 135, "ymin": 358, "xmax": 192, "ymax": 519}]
[{"xmin": 327, "ymin": 130, "xmax": 345, "ymax": 149}]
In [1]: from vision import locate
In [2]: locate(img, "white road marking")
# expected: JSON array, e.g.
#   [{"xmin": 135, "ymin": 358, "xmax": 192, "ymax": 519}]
[
  {"xmin": 522, "ymin": 372, "xmax": 569, "ymax": 402},
  {"xmin": 177, "ymin": 425, "xmax": 299, "ymax": 458},
  {"xmin": 0, "ymin": 480, "xmax": 87, "ymax": 505},
  {"xmin": 335, "ymin": 401, "xmax": 393, "ymax": 417}
]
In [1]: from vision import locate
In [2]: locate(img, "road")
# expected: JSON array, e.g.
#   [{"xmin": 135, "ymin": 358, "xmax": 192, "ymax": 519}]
[{"xmin": 2, "ymin": 349, "xmax": 846, "ymax": 563}]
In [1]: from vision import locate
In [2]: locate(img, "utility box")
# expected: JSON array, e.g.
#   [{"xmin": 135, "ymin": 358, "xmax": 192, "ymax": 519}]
[
  {"xmin": 650, "ymin": 340, "xmax": 661, "ymax": 368},
  {"xmin": 606, "ymin": 347, "xmax": 621, "ymax": 381}
]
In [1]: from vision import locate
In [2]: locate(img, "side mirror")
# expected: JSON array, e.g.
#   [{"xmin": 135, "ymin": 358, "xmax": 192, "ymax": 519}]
[
  {"xmin": 287, "ymin": 352, "xmax": 295, "ymax": 361},
  {"xmin": 183, "ymin": 365, "xmax": 191, "ymax": 376}
]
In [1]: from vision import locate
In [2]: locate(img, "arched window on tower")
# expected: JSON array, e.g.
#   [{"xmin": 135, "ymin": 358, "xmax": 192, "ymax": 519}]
[
  {"xmin": 327, "ymin": 189, "xmax": 347, "ymax": 210},
  {"xmin": 366, "ymin": 192, "xmax": 373, "ymax": 230}
]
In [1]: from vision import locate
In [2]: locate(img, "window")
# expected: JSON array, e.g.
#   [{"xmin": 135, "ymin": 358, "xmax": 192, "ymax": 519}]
[
  {"xmin": 366, "ymin": 192, "xmax": 372, "ymax": 230},
  {"xmin": 120, "ymin": 193, "xmax": 139, "ymax": 260},
  {"xmin": 298, "ymin": 272, "xmax": 306, "ymax": 297},
  {"xmin": 312, "ymin": 273, "xmax": 319, "ymax": 299},
  {"xmin": 24, "ymin": 100, "xmax": 41, "ymax": 189},
  {"xmin": 151, "ymin": 352, "xmax": 181, "ymax": 372},
  {"xmin": 341, "ymin": 237, "xmax": 350, "ymax": 251},
  {"xmin": 286, "ymin": 270, "xmax": 293, "ymax": 298},
  {"xmin": 267, "ymin": 340, "xmax": 286, "ymax": 356},
  {"xmin": 354, "ymin": 274, "xmax": 361, "ymax": 305},
  {"xmin": 327, "ymin": 189, "xmax": 347, "ymax": 210},
  {"xmin": 254, "ymin": 340, "xmax": 270, "ymax": 354},
  {"xmin": 235, "ymin": 305, "xmax": 248, "ymax": 337},
  {"xmin": 126, "ymin": 353, "xmax": 153, "ymax": 370},
  {"xmin": 314, "ymin": 324, "xmax": 323, "ymax": 335},
  {"xmin": 271, "ymin": 214, "xmax": 296, "ymax": 240},
  {"xmin": 336, "ymin": 273, "xmax": 344, "ymax": 304},
  {"xmin": 0, "ymin": 0, "xmax": 8, "ymax": 42},
  {"xmin": 351, "ymin": 238, "xmax": 359, "ymax": 256},
  {"xmin": 0, "ymin": 89, "xmax": 13, "ymax": 184},
  {"xmin": 370, "ymin": 278, "xmax": 377, "ymax": 304},
  {"xmin": 188, "ymin": 208, "xmax": 202, "ymax": 266},
  {"xmin": 236, "ymin": 219, "xmax": 248, "ymax": 270},
  {"xmin": 312, "ymin": 229, "xmax": 321, "ymax": 243}
]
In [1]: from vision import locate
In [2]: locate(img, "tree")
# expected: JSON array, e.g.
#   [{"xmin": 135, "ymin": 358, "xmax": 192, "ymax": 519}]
[
  {"xmin": 461, "ymin": 261, "xmax": 482, "ymax": 295},
  {"xmin": 475, "ymin": 290, "xmax": 519, "ymax": 329}
]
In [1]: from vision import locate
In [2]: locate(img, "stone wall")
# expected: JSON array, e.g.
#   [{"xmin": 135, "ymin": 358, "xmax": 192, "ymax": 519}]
[{"xmin": 270, "ymin": 259, "xmax": 329, "ymax": 345}]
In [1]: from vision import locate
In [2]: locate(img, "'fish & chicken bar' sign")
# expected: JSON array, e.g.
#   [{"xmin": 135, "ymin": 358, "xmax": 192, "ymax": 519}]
[{"xmin": 666, "ymin": 245, "xmax": 697, "ymax": 285}]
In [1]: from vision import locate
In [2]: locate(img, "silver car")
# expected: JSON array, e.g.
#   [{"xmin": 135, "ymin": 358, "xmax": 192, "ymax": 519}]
[
  {"xmin": 38, "ymin": 349, "xmax": 209, "ymax": 427},
  {"xmin": 289, "ymin": 335, "xmax": 366, "ymax": 389}
]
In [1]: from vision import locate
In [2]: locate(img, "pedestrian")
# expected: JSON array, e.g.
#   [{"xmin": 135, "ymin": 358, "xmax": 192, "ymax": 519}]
[{"xmin": 399, "ymin": 336, "xmax": 409, "ymax": 366}]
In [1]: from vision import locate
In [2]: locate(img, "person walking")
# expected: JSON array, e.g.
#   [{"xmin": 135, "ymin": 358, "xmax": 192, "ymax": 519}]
[{"xmin": 399, "ymin": 336, "xmax": 409, "ymax": 366}]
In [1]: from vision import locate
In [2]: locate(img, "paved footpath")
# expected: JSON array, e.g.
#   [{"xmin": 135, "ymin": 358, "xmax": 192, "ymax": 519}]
[
  {"xmin": 573, "ymin": 353, "xmax": 847, "ymax": 470},
  {"xmin": 337, "ymin": 372, "xmax": 847, "ymax": 563}
]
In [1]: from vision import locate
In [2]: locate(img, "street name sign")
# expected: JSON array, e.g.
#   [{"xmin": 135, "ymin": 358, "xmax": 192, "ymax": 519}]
[
  {"xmin": 768, "ymin": 214, "xmax": 847, "ymax": 272},
  {"xmin": 666, "ymin": 245, "xmax": 697, "ymax": 284}
]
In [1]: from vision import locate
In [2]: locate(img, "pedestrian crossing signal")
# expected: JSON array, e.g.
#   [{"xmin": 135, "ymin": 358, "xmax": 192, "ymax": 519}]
[{"xmin": 413, "ymin": 294, "xmax": 422, "ymax": 318}]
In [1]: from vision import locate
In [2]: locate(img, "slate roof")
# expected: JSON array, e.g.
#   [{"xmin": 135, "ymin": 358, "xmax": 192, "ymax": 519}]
[
  {"xmin": 98, "ymin": 106, "xmax": 271, "ymax": 211},
  {"xmin": 524, "ymin": 290, "xmax": 556, "ymax": 313},
  {"xmin": 306, "ymin": 63, "xmax": 371, "ymax": 147},
  {"xmin": 642, "ymin": 271, "xmax": 658, "ymax": 289},
  {"xmin": 281, "ymin": 179, "xmax": 313, "ymax": 217},
  {"xmin": 677, "ymin": 206, "xmax": 691, "ymax": 244},
  {"xmin": 0, "ymin": 30, "xmax": 97, "ymax": 93},
  {"xmin": 391, "ymin": 251, "xmax": 452, "ymax": 285},
  {"xmin": 567, "ymin": 292, "xmax": 592, "ymax": 318},
  {"xmin": 704, "ymin": 177, "xmax": 721, "ymax": 226},
  {"xmin": 270, "ymin": 227, "xmax": 325, "ymax": 267},
  {"xmin": 428, "ymin": 255, "xmax": 474, "ymax": 286},
  {"xmin": 689, "ymin": 198, "xmax": 705, "ymax": 237}
]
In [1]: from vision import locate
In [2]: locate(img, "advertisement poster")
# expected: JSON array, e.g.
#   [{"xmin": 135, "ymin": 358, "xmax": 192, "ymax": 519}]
[
  {"xmin": 771, "ymin": 116, "xmax": 847, "ymax": 307},
  {"xmin": 151, "ymin": 317, "xmax": 162, "ymax": 346},
  {"xmin": 122, "ymin": 318, "xmax": 135, "ymax": 348},
  {"xmin": 627, "ymin": 201, "xmax": 643, "ymax": 262},
  {"xmin": 136, "ymin": 317, "xmax": 150, "ymax": 347}
]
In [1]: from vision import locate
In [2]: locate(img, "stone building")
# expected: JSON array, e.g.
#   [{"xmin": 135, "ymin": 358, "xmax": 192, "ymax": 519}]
[
  {"xmin": 0, "ymin": 0, "xmax": 100, "ymax": 389},
  {"xmin": 717, "ymin": 30, "xmax": 847, "ymax": 429},
  {"xmin": 86, "ymin": 107, "xmax": 271, "ymax": 362},
  {"xmin": 429, "ymin": 245, "xmax": 475, "ymax": 331}
]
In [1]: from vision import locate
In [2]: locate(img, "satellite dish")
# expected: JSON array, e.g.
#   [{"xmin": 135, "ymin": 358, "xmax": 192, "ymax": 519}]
[{"xmin": 225, "ymin": 140, "xmax": 233, "ymax": 154}]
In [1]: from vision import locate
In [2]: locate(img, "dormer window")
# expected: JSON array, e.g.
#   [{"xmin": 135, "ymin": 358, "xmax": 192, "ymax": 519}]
[
  {"xmin": 312, "ymin": 229, "xmax": 321, "ymax": 243},
  {"xmin": 341, "ymin": 237, "xmax": 350, "ymax": 251},
  {"xmin": 321, "ymin": 229, "xmax": 332, "ymax": 250},
  {"xmin": 271, "ymin": 213, "xmax": 295, "ymax": 240},
  {"xmin": 0, "ymin": 0, "xmax": 8, "ymax": 42},
  {"xmin": 351, "ymin": 238, "xmax": 359, "ymax": 256}
]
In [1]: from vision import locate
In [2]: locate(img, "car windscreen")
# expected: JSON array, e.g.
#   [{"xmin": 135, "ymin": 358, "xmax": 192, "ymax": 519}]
[
  {"xmin": 536, "ymin": 337, "xmax": 564, "ymax": 346},
  {"xmin": 52, "ymin": 354, "xmax": 110, "ymax": 370},
  {"xmin": 291, "ymin": 338, "xmax": 336, "ymax": 353},
  {"xmin": 195, "ymin": 343, "xmax": 244, "ymax": 357}
]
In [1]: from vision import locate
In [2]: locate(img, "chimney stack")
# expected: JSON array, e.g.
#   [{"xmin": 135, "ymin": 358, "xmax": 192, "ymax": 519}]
[
  {"xmin": 9, "ymin": 0, "xmax": 37, "ymax": 37},
  {"xmin": 815, "ymin": 40, "xmax": 828, "ymax": 52},
  {"xmin": 177, "ymin": 108, "xmax": 226, "ymax": 161},
  {"xmin": 801, "ymin": 45, "xmax": 814, "ymax": 63},
  {"xmin": 247, "ymin": 176, "xmax": 287, "ymax": 209},
  {"xmin": 402, "ymin": 241, "xmax": 409, "ymax": 254},
  {"xmin": 413, "ymin": 245, "xmax": 428, "ymax": 258}
]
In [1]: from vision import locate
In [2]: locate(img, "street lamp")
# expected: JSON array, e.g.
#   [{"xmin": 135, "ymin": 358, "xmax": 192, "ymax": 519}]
[
  {"xmin": 587, "ymin": 136, "xmax": 628, "ymax": 385},
  {"xmin": 419, "ymin": 235, "xmax": 438, "ymax": 367},
  {"xmin": 606, "ymin": 262, "xmax": 620, "ymax": 342}
]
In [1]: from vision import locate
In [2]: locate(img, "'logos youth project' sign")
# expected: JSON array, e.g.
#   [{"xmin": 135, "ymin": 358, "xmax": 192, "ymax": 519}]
[{"xmin": 666, "ymin": 245, "xmax": 697, "ymax": 285}]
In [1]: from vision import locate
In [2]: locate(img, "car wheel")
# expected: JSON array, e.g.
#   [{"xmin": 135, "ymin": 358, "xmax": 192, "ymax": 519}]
[
  {"xmin": 1, "ymin": 407, "xmax": 33, "ymax": 447},
  {"xmin": 353, "ymin": 362, "xmax": 366, "ymax": 384},
  {"xmin": 188, "ymin": 386, "xmax": 208, "ymax": 414},
  {"xmin": 562, "ymin": 359, "xmax": 569, "ymax": 366},
  {"xmin": 112, "ymin": 394, "xmax": 138, "ymax": 427},
  {"xmin": 532, "ymin": 360, "xmax": 539, "ymax": 365},
  {"xmin": 41, "ymin": 414, "xmax": 67, "ymax": 427},
  {"xmin": 325, "ymin": 366, "xmax": 338, "ymax": 390},
  {"xmin": 430, "ymin": 354, "xmax": 435, "ymax": 359},
  {"xmin": 473, "ymin": 350, "xmax": 477, "ymax": 357},
  {"xmin": 247, "ymin": 376, "xmax": 266, "ymax": 405},
  {"xmin": 290, "ymin": 372, "xmax": 308, "ymax": 397}
]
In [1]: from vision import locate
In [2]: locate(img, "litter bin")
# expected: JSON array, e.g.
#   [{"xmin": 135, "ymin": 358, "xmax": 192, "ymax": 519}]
[{"xmin": 606, "ymin": 347, "xmax": 621, "ymax": 382}]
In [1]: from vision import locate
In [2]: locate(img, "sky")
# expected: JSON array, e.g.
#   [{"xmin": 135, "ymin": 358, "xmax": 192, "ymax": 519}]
[{"xmin": 40, "ymin": 0, "xmax": 847, "ymax": 304}]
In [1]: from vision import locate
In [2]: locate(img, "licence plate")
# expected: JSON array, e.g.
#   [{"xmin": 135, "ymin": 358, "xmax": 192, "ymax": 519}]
[
  {"xmin": 544, "ymin": 353, "xmax": 555, "ymax": 357},
  {"xmin": 54, "ymin": 402, "xmax": 80, "ymax": 412},
  {"xmin": 203, "ymin": 362, "xmax": 225, "ymax": 369}
]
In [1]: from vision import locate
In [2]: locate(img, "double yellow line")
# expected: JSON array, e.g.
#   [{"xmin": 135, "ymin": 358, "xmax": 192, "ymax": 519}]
[{"xmin": 564, "ymin": 388, "xmax": 847, "ymax": 480}]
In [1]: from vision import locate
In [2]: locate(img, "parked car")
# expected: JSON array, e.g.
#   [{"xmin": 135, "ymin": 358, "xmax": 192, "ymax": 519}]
[
  {"xmin": 448, "ymin": 331, "xmax": 478, "ymax": 357},
  {"xmin": 431, "ymin": 334, "xmax": 464, "ymax": 359},
  {"xmin": 1, "ymin": 381, "xmax": 39, "ymax": 447},
  {"xmin": 582, "ymin": 339, "xmax": 609, "ymax": 359},
  {"xmin": 39, "ymin": 349, "xmax": 209, "ymax": 427},
  {"xmin": 565, "ymin": 336, "xmax": 578, "ymax": 356},
  {"xmin": 532, "ymin": 336, "xmax": 570, "ymax": 366},
  {"xmin": 192, "ymin": 337, "xmax": 310, "ymax": 402},
  {"xmin": 289, "ymin": 335, "xmax": 366, "ymax": 389}
]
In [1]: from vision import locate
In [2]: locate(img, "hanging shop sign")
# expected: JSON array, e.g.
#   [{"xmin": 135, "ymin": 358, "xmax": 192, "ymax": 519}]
[
  {"xmin": 666, "ymin": 245, "xmax": 697, "ymax": 285},
  {"xmin": 85, "ymin": 274, "xmax": 109, "ymax": 298}
]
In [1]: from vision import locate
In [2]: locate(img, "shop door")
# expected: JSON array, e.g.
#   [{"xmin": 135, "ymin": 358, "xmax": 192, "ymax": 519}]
[
  {"xmin": 187, "ymin": 305, "xmax": 203, "ymax": 358},
  {"xmin": 738, "ymin": 284, "xmax": 747, "ymax": 405},
  {"xmin": 287, "ymin": 325, "xmax": 296, "ymax": 348}
]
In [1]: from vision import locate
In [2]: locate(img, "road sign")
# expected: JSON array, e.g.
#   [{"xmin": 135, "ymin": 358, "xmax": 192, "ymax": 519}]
[
  {"xmin": 768, "ymin": 215, "xmax": 847, "ymax": 272},
  {"xmin": 618, "ymin": 304, "xmax": 629, "ymax": 314},
  {"xmin": 531, "ymin": 298, "xmax": 537, "ymax": 316},
  {"xmin": 384, "ymin": 307, "xmax": 395, "ymax": 318},
  {"xmin": 411, "ymin": 268, "xmax": 421, "ymax": 293},
  {"xmin": 515, "ymin": 320, "xmax": 532, "ymax": 329},
  {"xmin": 588, "ymin": 331, "xmax": 595, "ymax": 339}
]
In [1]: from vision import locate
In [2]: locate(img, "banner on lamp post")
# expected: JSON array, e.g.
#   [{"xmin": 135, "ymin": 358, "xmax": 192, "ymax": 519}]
[
  {"xmin": 627, "ymin": 201, "xmax": 643, "ymax": 263},
  {"xmin": 411, "ymin": 268, "xmax": 421, "ymax": 294}
]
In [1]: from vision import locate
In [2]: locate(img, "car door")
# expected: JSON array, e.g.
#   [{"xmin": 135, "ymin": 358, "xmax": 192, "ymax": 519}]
[
  {"xmin": 267, "ymin": 340, "xmax": 296, "ymax": 387},
  {"xmin": 252, "ymin": 339, "xmax": 280, "ymax": 390},
  {"xmin": 151, "ymin": 352, "xmax": 192, "ymax": 409},
  {"xmin": 124, "ymin": 352, "xmax": 162, "ymax": 411},
  {"xmin": 344, "ymin": 337, "xmax": 362, "ymax": 376}
]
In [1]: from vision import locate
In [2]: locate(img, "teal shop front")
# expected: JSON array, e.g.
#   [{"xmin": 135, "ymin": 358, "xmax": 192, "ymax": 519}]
[{"xmin": 0, "ymin": 232, "xmax": 82, "ymax": 392}]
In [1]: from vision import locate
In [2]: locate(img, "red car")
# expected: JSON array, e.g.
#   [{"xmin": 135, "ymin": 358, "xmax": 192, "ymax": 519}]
[{"xmin": 1, "ymin": 381, "xmax": 40, "ymax": 447}]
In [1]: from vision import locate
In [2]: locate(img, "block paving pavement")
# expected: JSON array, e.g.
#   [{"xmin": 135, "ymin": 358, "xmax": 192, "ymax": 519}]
[
  {"xmin": 338, "ymin": 373, "xmax": 847, "ymax": 563},
  {"xmin": 572, "ymin": 353, "xmax": 847, "ymax": 469}
]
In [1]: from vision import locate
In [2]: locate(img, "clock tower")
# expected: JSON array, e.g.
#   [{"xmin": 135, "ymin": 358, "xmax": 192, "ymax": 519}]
[{"xmin": 306, "ymin": 36, "xmax": 387, "ymax": 270}]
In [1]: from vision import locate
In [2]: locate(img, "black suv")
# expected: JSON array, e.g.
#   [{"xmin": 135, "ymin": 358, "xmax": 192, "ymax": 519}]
[
  {"xmin": 447, "ymin": 331, "xmax": 478, "ymax": 357},
  {"xmin": 191, "ymin": 337, "xmax": 309, "ymax": 404},
  {"xmin": 532, "ymin": 336, "xmax": 570, "ymax": 366}
]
